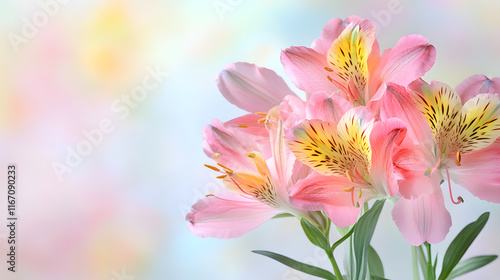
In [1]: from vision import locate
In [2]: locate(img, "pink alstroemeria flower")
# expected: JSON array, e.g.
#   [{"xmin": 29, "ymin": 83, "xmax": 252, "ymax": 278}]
[
  {"xmin": 187, "ymin": 114, "xmax": 320, "ymax": 238},
  {"xmin": 281, "ymin": 16, "xmax": 436, "ymax": 106},
  {"xmin": 284, "ymin": 95, "xmax": 407, "ymax": 227},
  {"xmin": 379, "ymin": 77, "xmax": 500, "ymax": 245}
]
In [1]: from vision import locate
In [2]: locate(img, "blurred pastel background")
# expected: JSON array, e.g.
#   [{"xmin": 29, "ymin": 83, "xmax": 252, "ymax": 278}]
[{"xmin": 0, "ymin": 0, "xmax": 499, "ymax": 279}]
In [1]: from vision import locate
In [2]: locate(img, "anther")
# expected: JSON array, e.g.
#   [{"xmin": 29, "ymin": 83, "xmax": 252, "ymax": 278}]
[
  {"xmin": 217, "ymin": 163, "xmax": 233, "ymax": 173},
  {"xmin": 255, "ymin": 112, "xmax": 268, "ymax": 116},
  {"xmin": 238, "ymin": 124, "xmax": 249, "ymax": 128},
  {"xmin": 346, "ymin": 170, "xmax": 354, "ymax": 182},
  {"xmin": 204, "ymin": 164, "xmax": 220, "ymax": 172},
  {"xmin": 257, "ymin": 118, "xmax": 267, "ymax": 123},
  {"xmin": 455, "ymin": 151, "xmax": 462, "ymax": 166},
  {"xmin": 216, "ymin": 175, "xmax": 228, "ymax": 179},
  {"xmin": 213, "ymin": 153, "xmax": 221, "ymax": 159},
  {"xmin": 343, "ymin": 187, "xmax": 354, "ymax": 192},
  {"xmin": 206, "ymin": 194, "xmax": 214, "ymax": 197},
  {"xmin": 355, "ymin": 202, "xmax": 360, "ymax": 208},
  {"xmin": 327, "ymin": 75, "xmax": 333, "ymax": 82},
  {"xmin": 457, "ymin": 196, "xmax": 464, "ymax": 203},
  {"xmin": 324, "ymin": 66, "xmax": 334, "ymax": 72},
  {"xmin": 246, "ymin": 152, "xmax": 256, "ymax": 158},
  {"xmin": 358, "ymin": 188, "xmax": 363, "ymax": 198}
]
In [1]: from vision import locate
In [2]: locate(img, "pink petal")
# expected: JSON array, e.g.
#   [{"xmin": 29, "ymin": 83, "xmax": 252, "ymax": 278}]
[
  {"xmin": 224, "ymin": 114, "xmax": 267, "ymax": 137},
  {"xmin": 455, "ymin": 74, "xmax": 500, "ymax": 103},
  {"xmin": 281, "ymin": 46, "xmax": 339, "ymax": 95},
  {"xmin": 392, "ymin": 189, "xmax": 452, "ymax": 246},
  {"xmin": 369, "ymin": 118, "xmax": 407, "ymax": 197},
  {"xmin": 279, "ymin": 94, "xmax": 307, "ymax": 129},
  {"xmin": 306, "ymin": 92, "xmax": 353, "ymax": 123},
  {"xmin": 310, "ymin": 16, "xmax": 367, "ymax": 55},
  {"xmin": 311, "ymin": 18, "xmax": 349, "ymax": 55},
  {"xmin": 217, "ymin": 62, "xmax": 296, "ymax": 113},
  {"xmin": 372, "ymin": 83, "xmax": 435, "ymax": 146},
  {"xmin": 202, "ymin": 119, "xmax": 256, "ymax": 171},
  {"xmin": 186, "ymin": 191, "xmax": 280, "ymax": 239},
  {"xmin": 289, "ymin": 173, "xmax": 368, "ymax": 227},
  {"xmin": 449, "ymin": 142, "xmax": 500, "ymax": 203},
  {"xmin": 375, "ymin": 35, "xmax": 436, "ymax": 90}
]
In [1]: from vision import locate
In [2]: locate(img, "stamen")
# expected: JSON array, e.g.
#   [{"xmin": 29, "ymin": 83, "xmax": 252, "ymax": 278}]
[
  {"xmin": 206, "ymin": 194, "xmax": 214, "ymax": 197},
  {"xmin": 204, "ymin": 164, "xmax": 220, "ymax": 172},
  {"xmin": 324, "ymin": 66, "xmax": 333, "ymax": 72},
  {"xmin": 246, "ymin": 152, "xmax": 256, "ymax": 158},
  {"xmin": 327, "ymin": 75, "xmax": 333, "ymax": 82},
  {"xmin": 445, "ymin": 166, "xmax": 463, "ymax": 205},
  {"xmin": 255, "ymin": 112, "xmax": 268, "ymax": 116},
  {"xmin": 216, "ymin": 175, "xmax": 227, "ymax": 179},
  {"xmin": 213, "ymin": 153, "xmax": 221, "ymax": 159},
  {"xmin": 217, "ymin": 162, "xmax": 233, "ymax": 173},
  {"xmin": 455, "ymin": 151, "xmax": 462, "ymax": 166},
  {"xmin": 238, "ymin": 124, "xmax": 249, "ymax": 128},
  {"xmin": 257, "ymin": 118, "xmax": 267, "ymax": 123},
  {"xmin": 346, "ymin": 170, "xmax": 354, "ymax": 182},
  {"xmin": 358, "ymin": 188, "xmax": 363, "ymax": 198}
]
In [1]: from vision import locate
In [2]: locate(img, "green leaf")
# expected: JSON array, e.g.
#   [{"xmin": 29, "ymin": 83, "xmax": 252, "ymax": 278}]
[
  {"xmin": 252, "ymin": 250, "xmax": 335, "ymax": 280},
  {"xmin": 272, "ymin": 213, "xmax": 294, "ymax": 219},
  {"xmin": 368, "ymin": 246, "xmax": 384, "ymax": 278},
  {"xmin": 332, "ymin": 224, "xmax": 355, "ymax": 251},
  {"xmin": 345, "ymin": 200, "xmax": 386, "ymax": 280},
  {"xmin": 438, "ymin": 212, "xmax": 490, "ymax": 280},
  {"xmin": 446, "ymin": 255, "xmax": 497, "ymax": 280},
  {"xmin": 301, "ymin": 218, "xmax": 330, "ymax": 251}
]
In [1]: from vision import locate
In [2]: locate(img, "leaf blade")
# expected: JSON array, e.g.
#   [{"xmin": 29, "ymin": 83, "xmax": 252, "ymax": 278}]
[
  {"xmin": 446, "ymin": 255, "xmax": 497, "ymax": 280},
  {"xmin": 252, "ymin": 250, "xmax": 335, "ymax": 280},
  {"xmin": 438, "ymin": 212, "xmax": 490, "ymax": 280}
]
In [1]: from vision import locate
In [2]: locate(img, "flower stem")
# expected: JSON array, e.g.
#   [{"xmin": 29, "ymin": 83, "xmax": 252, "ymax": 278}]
[
  {"xmin": 325, "ymin": 249, "xmax": 343, "ymax": 280},
  {"xmin": 411, "ymin": 246, "xmax": 420, "ymax": 280}
]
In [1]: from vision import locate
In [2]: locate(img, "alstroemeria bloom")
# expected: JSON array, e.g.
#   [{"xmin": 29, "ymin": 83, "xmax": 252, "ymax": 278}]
[
  {"xmin": 379, "ymin": 77, "xmax": 500, "ymax": 245},
  {"xmin": 187, "ymin": 114, "xmax": 323, "ymax": 238},
  {"xmin": 281, "ymin": 16, "xmax": 436, "ymax": 105},
  {"xmin": 408, "ymin": 78, "xmax": 500, "ymax": 203},
  {"xmin": 285, "ymin": 98, "xmax": 407, "ymax": 227}
]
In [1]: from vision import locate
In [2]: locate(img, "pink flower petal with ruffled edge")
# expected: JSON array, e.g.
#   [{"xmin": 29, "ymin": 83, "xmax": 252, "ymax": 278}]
[
  {"xmin": 186, "ymin": 191, "xmax": 280, "ymax": 239},
  {"xmin": 369, "ymin": 118, "xmax": 407, "ymax": 197},
  {"xmin": 202, "ymin": 119, "xmax": 257, "ymax": 171},
  {"xmin": 217, "ymin": 62, "xmax": 296, "ymax": 113},
  {"xmin": 306, "ymin": 92, "xmax": 353, "ymax": 123},
  {"xmin": 289, "ymin": 172, "xmax": 368, "ymax": 227},
  {"xmin": 455, "ymin": 74, "xmax": 500, "ymax": 103},
  {"xmin": 369, "ymin": 35, "xmax": 436, "ymax": 101},
  {"xmin": 279, "ymin": 94, "xmax": 307, "ymax": 129},
  {"xmin": 281, "ymin": 46, "xmax": 339, "ymax": 95},
  {"xmin": 392, "ymin": 186, "xmax": 451, "ymax": 246},
  {"xmin": 449, "ymin": 141, "xmax": 500, "ymax": 203}
]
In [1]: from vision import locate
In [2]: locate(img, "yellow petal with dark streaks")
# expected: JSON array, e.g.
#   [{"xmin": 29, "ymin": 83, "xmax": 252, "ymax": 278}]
[
  {"xmin": 326, "ymin": 21, "xmax": 375, "ymax": 105},
  {"xmin": 287, "ymin": 114, "xmax": 372, "ymax": 178},
  {"xmin": 457, "ymin": 94, "xmax": 500, "ymax": 153},
  {"xmin": 411, "ymin": 82, "xmax": 462, "ymax": 154}
]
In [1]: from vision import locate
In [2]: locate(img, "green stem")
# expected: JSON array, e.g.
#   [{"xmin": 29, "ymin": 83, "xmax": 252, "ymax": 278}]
[
  {"xmin": 425, "ymin": 243, "xmax": 435, "ymax": 280},
  {"xmin": 325, "ymin": 249, "xmax": 343, "ymax": 280},
  {"xmin": 412, "ymin": 246, "xmax": 420, "ymax": 280}
]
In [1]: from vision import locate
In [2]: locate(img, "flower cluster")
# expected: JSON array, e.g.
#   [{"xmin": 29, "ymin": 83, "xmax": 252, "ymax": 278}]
[{"xmin": 186, "ymin": 16, "xmax": 500, "ymax": 248}]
